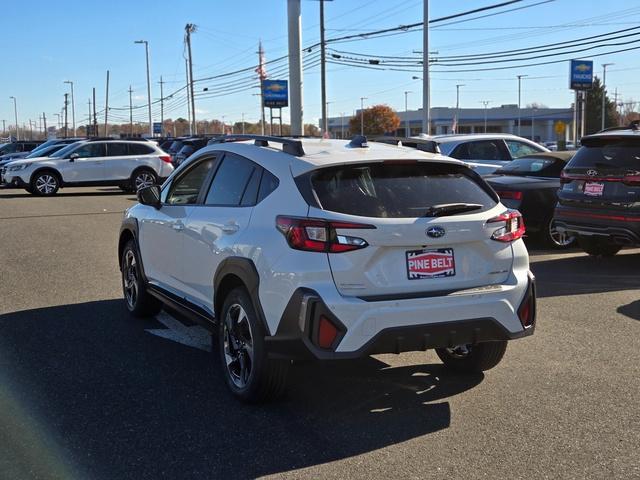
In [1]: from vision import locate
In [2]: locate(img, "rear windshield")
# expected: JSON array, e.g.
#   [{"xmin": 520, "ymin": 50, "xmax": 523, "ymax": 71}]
[
  {"xmin": 310, "ymin": 162, "xmax": 497, "ymax": 218},
  {"xmin": 569, "ymin": 139, "xmax": 640, "ymax": 170}
]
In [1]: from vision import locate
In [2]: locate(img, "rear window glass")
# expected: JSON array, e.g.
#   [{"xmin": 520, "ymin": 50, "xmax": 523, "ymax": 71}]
[
  {"xmin": 569, "ymin": 140, "xmax": 640, "ymax": 170},
  {"xmin": 499, "ymin": 157, "xmax": 554, "ymax": 173},
  {"xmin": 311, "ymin": 162, "xmax": 496, "ymax": 218},
  {"xmin": 128, "ymin": 143, "xmax": 154, "ymax": 155}
]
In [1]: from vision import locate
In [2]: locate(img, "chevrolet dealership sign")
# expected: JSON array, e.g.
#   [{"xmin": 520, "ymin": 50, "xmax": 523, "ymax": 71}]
[{"xmin": 569, "ymin": 60, "xmax": 593, "ymax": 90}]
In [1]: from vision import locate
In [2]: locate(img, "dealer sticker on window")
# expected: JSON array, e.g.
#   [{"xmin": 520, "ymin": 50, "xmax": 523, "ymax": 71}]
[{"xmin": 406, "ymin": 248, "xmax": 456, "ymax": 280}]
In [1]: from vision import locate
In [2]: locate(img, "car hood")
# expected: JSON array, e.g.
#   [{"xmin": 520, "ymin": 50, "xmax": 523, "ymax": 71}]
[
  {"xmin": 1, "ymin": 156, "xmax": 51, "ymax": 167},
  {"xmin": 486, "ymin": 174, "xmax": 559, "ymax": 189}
]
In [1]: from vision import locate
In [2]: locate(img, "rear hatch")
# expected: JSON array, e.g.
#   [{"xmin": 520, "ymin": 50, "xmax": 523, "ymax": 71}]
[
  {"xmin": 300, "ymin": 161, "xmax": 516, "ymax": 299},
  {"xmin": 559, "ymin": 135, "xmax": 640, "ymax": 211}
]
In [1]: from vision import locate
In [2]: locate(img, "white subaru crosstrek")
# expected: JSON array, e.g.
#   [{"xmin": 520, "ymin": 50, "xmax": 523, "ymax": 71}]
[
  {"xmin": 118, "ymin": 135, "xmax": 536, "ymax": 402},
  {"xmin": 1, "ymin": 138, "xmax": 173, "ymax": 195}
]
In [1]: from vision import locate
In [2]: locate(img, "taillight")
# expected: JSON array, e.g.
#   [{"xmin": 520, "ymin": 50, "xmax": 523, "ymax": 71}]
[
  {"xmin": 487, "ymin": 210, "xmax": 525, "ymax": 242},
  {"xmin": 560, "ymin": 171, "xmax": 571, "ymax": 184},
  {"xmin": 159, "ymin": 155, "xmax": 172, "ymax": 163},
  {"xmin": 623, "ymin": 174, "xmax": 640, "ymax": 186},
  {"xmin": 495, "ymin": 190, "xmax": 523, "ymax": 201},
  {"xmin": 276, "ymin": 216, "xmax": 375, "ymax": 253}
]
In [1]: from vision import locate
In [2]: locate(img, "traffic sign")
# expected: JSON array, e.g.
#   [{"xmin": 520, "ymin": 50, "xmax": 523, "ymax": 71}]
[
  {"xmin": 153, "ymin": 122, "xmax": 162, "ymax": 134},
  {"xmin": 554, "ymin": 121, "xmax": 566, "ymax": 136},
  {"xmin": 262, "ymin": 80, "xmax": 288, "ymax": 108},
  {"xmin": 569, "ymin": 60, "xmax": 593, "ymax": 90}
]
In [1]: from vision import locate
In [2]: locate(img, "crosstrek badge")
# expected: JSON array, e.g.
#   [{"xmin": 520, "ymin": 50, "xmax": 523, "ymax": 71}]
[{"xmin": 406, "ymin": 248, "xmax": 456, "ymax": 279}]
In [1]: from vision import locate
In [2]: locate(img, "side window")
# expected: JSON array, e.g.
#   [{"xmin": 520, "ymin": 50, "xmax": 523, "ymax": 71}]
[
  {"xmin": 166, "ymin": 158, "xmax": 215, "ymax": 205},
  {"xmin": 506, "ymin": 140, "xmax": 543, "ymax": 159},
  {"xmin": 240, "ymin": 168, "xmax": 262, "ymax": 207},
  {"xmin": 106, "ymin": 143, "xmax": 129, "ymax": 157},
  {"xmin": 128, "ymin": 143, "xmax": 154, "ymax": 156},
  {"xmin": 205, "ymin": 154, "xmax": 257, "ymax": 206},
  {"xmin": 453, "ymin": 140, "xmax": 509, "ymax": 161},
  {"xmin": 257, "ymin": 170, "xmax": 279, "ymax": 203},
  {"xmin": 73, "ymin": 143, "xmax": 106, "ymax": 158}
]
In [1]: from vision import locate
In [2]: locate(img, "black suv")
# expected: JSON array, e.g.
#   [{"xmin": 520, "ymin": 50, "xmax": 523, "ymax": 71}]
[{"xmin": 554, "ymin": 121, "xmax": 640, "ymax": 256}]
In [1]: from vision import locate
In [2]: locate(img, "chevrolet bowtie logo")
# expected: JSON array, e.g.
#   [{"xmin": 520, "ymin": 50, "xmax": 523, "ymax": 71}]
[{"xmin": 575, "ymin": 63, "xmax": 591, "ymax": 72}]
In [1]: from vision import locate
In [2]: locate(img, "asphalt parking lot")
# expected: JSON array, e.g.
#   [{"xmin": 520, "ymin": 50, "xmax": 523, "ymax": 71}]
[{"xmin": 1, "ymin": 187, "xmax": 638, "ymax": 480}]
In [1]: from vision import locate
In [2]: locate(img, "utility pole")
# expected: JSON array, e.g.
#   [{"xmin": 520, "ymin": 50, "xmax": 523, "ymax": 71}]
[
  {"xmin": 1, "ymin": 120, "xmax": 5, "ymax": 136},
  {"xmin": 64, "ymin": 80, "xmax": 75, "ymax": 136},
  {"xmin": 257, "ymin": 41, "xmax": 267, "ymax": 135},
  {"xmin": 287, "ymin": 0, "xmax": 303, "ymax": 136},
  {"xmin": 135, "ymin": 40, "xmax": 153, "ymax": 137},
  {"xmin": 480, "ymin": 100, "xmax": 491, "ymax": 133},
  {"xmin": 42, "ymin": 112, "xmax": 47, "ymax": 138},
  {"xmin": 63, "ymin": 93, "xmax": 69, "ymax": 138},
  {"xmin": 185, "ymin": 59, "xmax": 192, "ymax": 135},
  {"xmin": 128, "ymin": 85, "xmax": 134, "ymax": 136},
  {"xmin": 455, "ymin": 84, "xmax": 464, "ymax": 132},
  {"xmin": 9, "ymin": 96, "xmax": 18, "ymax": 140},
  {"xmin": 87, "ymin": 99, "xmax": 92, "ymax": 136},
  {"xmin": 360, "ymin": 96, "xmax": 367, "ymax": 136},
  {"xmin": 159, "ymin": 76, "xmax": 165, "ymax": 136},
  {"xmin": 517, "ymin": 74, "xmax": 528, "ymax": 136},
  {"xmin": 531, "ymin": 107, "xmax": 537, "ymax": 141},
  {"xmin": 422, "ymin": 0, "xmax": 430, "ymax": 134},
  {"xmin": 54, "ymin": 113, "xmax": 61, "ymax": 130},
  {"xmin": 319, "ymin": 0, "xmax": 328, "ymax": 137},
  {"xmin": 92, "ymin": 87, "xmax": 98, "ymax": 136},
  {"xmin": 404, "ymin": 91, "xmax": 411, "ymax": 137},
  {"xmin": 104, "ymin": 70, "xmax": 110, "ymax": 137},
  {"xmin": 601, "ymin": 63, "xmax": 614, "ymax": 131},
  {"xmin": 185, "ymin": 24, "xmax": 197, "ymax": 134},
  {"xmin": 340, "ymin": 112, "xmax": 345, "ymax": 138},
  {"xmin": 241, "ymin": 113, "xmax": 245, "ymax": 134}
]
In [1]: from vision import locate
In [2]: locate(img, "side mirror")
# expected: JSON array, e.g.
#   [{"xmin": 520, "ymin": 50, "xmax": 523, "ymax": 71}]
[
  {"xmin": 137, "ymin": 185, "xmax": 162, "ymax": 209},
  {"xmin": 69, "ymin": 153, "xmax": 79, "ymax": 162}
]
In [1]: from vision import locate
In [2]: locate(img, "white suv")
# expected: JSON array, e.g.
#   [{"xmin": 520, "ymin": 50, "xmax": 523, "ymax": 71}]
[
  {"xmin": 1, "ymin": 138, "xmax": 173, "ymax": 195},
  {"xmin": 118, "ymin": 135, "xmax": 536, "ymax": 402}
]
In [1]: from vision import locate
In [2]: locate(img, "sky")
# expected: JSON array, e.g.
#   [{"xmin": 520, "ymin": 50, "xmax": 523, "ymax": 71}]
[{"xmin": 1, "ymin": 0, "xmax": 640, "ymax": 130}]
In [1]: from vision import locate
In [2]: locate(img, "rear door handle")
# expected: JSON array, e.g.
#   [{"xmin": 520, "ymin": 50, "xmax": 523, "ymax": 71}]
[{"xmin": 221, "ymin": 222, "xmax": 239, "ymax": 234}]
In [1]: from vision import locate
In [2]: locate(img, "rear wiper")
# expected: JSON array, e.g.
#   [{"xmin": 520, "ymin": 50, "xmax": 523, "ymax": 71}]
[{"xmin": 423, "ymin": 203, "xmax": 483, "ymax": 217}]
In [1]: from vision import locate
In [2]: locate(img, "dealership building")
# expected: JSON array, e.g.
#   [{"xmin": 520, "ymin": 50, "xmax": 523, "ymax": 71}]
[{"xmin": 327, "ymin": 104, "xmax": 574, "ymax": 143}]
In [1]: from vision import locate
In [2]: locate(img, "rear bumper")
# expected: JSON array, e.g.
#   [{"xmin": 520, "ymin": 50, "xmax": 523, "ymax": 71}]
[
  {"xmin": 554, "ymin": 206, "xmax": 640, "ymax": 245},
  {"xmin": 265, "ymin": 275, "xmax": 535, "ymax": 361}
]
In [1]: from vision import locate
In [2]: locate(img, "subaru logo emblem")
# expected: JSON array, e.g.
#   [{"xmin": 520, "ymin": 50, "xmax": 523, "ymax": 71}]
[
  {"xmin": 586, "ymin": 169, "xmax": 598, "ymax": 177},
  {"xmin": 426, "ymin": 226, "xmax": 446, "ymax": 238}
]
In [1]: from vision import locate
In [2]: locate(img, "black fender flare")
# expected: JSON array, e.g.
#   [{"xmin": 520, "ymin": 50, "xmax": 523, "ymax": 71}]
[{"xmin": 213, "ymin": 257, "xmax": 270, "ymax": 334}]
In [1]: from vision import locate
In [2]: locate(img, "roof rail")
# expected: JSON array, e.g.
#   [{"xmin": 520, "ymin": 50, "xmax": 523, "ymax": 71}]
[
  {"xmin": 598, "ymin": 120, "xmax": 640, "ymax": 133},
  {"xmin": 348, "ymin": 135, "xmax": 369, "ymax": 148},
  {"xmin": 86, "ymin": 137, "xmax": 151, "ymax": 142},
  {"xmin": 207, "ymin": 134, "xmax": 305, "ymax": 156},
  {"xmin": 370, "ymin": 136, "xmax": 440, "ymax": 154}
]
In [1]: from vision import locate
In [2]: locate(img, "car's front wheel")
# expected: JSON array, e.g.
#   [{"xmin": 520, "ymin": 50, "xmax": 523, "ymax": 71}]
[
  {"xmin": 121, "ymin": 240, "xmax": 162, "ymax": 317},
  {"xmin": 31, "ymin": 170, "xmax": 60, "ymax": 196},
  {"xmin": 435, "ymin": 341, "xmax": 508, "ymax": 373},
  {"xmin": 217, "ymin": 287, "xmax": 289, "ymax": 403},
  {"xmin": 578, "ymin": 236, "xmax": 621, "ymax": 257}
]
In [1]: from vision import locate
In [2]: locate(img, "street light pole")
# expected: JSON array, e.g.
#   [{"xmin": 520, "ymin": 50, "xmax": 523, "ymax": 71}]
[
  {"xmin": 480, "ymin": 100, "xmax": 491, "ymax": 133},
  {"xmin": 360, "ymin": 97, "xmax": 367, "ymax": 136},
  {"xmin": 340, "ymin": 112, "xmax": 345, "ymax": 139},
  {"xmin": 404, "ymin": 91, "xmax": 412, "ymax": 137},
  {"xmin": 422, "ymin": 0, "xmax": 430, "ymax": 134},
  {"xmin": 517, "ymin": 74, "xmax": 528, "ymax": 136},
  {"xmin": 64, "ymin": 81, "xmax": 75, "ymax": 136},
  {"xmin": 135, "ymin": 40, "xmax": 153, "ymax": 137},
  {"xmin": 455, "ymin": 84, "xmax": 464, "ymax": 133},
  {"xmin": 601, "ymin": 63, "xmax": 614, "ymax": 131},
  {"xmin": 9, "ymin": 96, "xmax": 18, "ymax": 140}
]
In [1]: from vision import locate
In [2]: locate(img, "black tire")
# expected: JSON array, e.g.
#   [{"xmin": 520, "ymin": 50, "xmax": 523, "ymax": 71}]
[
  {"xmin": 30, "ymin": 170, "xmax": 60, "ymax": 196},
  {"xmin": 543, "ymin": 217, "xmax": 576, "ymax": 249},
  {"xmin": 130, "ymin": 169, "xmax": 157, "ymax": 192},
  {"xmin": 24, "ymin": 186, "xmax": 33, "ymax": 194},
  {"xmin": 436, "ymin": 341, "xmax": 508, "ymax": 373},
  {"xmin": 121, "ymin": 240, "xmax": 162, "ymax": 317},
  {"xmin": 217, "ymin": 287, "xmax": 289, "ymax": 403},
  {"xmin": 578, "ymin": 236, "xmax": 621, "ymax": 257}
]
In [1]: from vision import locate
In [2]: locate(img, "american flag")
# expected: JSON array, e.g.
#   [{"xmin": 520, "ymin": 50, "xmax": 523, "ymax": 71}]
[{"xmin": 451, "ymin": 114, "xmax": 457, "ymax": 134}]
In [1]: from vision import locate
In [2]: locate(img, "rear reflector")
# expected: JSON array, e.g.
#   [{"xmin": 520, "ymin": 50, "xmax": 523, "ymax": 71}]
[
  {"xmin": 317, "ymin": 315, "xmax": 338, "ymax": 349},
  {"xmin": 518, "ymin": 281, "xmax": 536, "ymax": 329},
  {"xmin": 487, "ymin": 210, "xmax": 525, "ymax": 242},
  {"xmin": 496, "ymin": 190, "xmax": 523, "ymax": 201},
  {"xmin": 160, "ymin": 155, "xmax": 172, "ymax": 163}
]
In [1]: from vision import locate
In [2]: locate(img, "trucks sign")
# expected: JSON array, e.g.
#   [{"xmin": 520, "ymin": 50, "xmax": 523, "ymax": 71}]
[
  {"xmin": 262, "ymin": 80, "xmax": 288, "ymax": 108},
  {"xmin": 569, "ymin": 60, "xmax": 593, "ymax": 90}
]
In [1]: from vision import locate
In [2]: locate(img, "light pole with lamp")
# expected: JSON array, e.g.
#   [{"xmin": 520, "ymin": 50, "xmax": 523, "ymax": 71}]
[
  {"xmin": 404, "ymin": 91, "xmax": 412, "ymax": 137},
  {"xmin": 63, "ymin": 80, "xmax": 75, "ymax": 136},
  {"xmin": 360, "ymin": 97, "xmax": 367, "ymax": 136},
  {"xmin": 9, "ymin": 96, "xmax": 18, "ymax": 140},
  {"xmin": 517, "ymin": 74, "xmax": 528, "ymax": 136}
]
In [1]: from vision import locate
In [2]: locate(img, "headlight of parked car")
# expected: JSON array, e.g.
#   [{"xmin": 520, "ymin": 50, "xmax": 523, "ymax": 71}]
[{"xmin": 7, "ymin": 164, "xmax": 29, "ymax": 172}]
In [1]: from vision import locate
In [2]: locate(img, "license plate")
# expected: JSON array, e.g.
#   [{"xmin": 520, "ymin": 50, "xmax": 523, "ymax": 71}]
[
  {"xmin": 406, "ymin": 248, "xmax": 455, "ymax": 280},
  {"xmin": 584, "ymin": 182, "xmax": 604, "ymax": 196}
]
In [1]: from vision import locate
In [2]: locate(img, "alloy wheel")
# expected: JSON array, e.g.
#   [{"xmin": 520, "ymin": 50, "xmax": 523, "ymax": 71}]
[
  {"xmin": 134, "ymin": 172, "xmax": 155, "ymax": 191},
  {"xmin": 223, "ymin": 304, "xmax": 255, "ymax": 389},
  {"xmin": 123, "ymin": 250, "xmax": 139, "ymax": 309},
  {"xmin": 548, "ymin": 220, "xmax": 575, "ymax": 247},
  {"xmin": 35, "ymin": 174, "xmax": 57, "ymax": 194}
]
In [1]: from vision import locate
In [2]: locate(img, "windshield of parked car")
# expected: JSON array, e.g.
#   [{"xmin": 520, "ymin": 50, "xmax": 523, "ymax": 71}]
[
  {"xmin": 50, "ymin": 142, "xmax": 83, "ymax": 158},
  {"xmin": 30, "ymin": 139, "xmax": 59, "ymax": 153},
  {"xmin": 26, "ymin": 144, "xmax": 65, "ymax": 158}
]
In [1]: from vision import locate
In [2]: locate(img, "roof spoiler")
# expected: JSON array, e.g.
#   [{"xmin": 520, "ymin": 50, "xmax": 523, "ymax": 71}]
[
  {"xmin": 597, "ymin": 120, "xmax": 639, "ymax": 133},
  {"xmin": 370, "ymin": 136, "xmax": 441, "ymax": 154}
]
